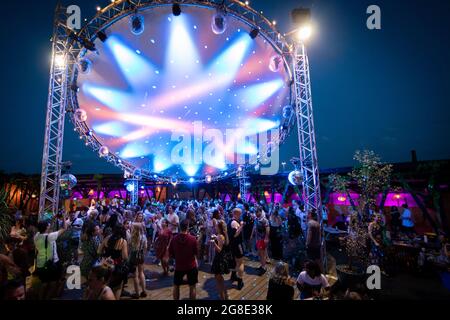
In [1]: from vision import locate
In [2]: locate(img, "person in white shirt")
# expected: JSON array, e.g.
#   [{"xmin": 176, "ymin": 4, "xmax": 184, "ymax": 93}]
[
  {"xmin": 296, "ymin": 260, "xmax": 330, "ymax": 299},
  {"xmin": 166, "ymin": 205, "xmax": 180, "ymax": 234},
  {"xmin": 34, "ymin": 218, "xmax": 67, "ymax": 299},
  {"xmin": 400, "ymin": 203, "xmax": 415, "ymax": 234}
]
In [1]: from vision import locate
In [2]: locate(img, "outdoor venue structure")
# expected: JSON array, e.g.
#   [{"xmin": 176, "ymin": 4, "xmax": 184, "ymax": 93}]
[{"xmin": 39, "ymin": 0, "xmax": 321, "ymax": 221}]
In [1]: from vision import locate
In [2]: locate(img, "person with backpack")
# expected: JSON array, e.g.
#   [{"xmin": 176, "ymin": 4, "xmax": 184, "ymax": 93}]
[{"xmin": 33, "ymin": 218, "xmax": 67, "ymax": 299}]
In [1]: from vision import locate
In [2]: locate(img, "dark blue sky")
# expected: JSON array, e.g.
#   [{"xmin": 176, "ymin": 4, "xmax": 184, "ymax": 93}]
[{"xmin": 1, "ymin": 0, "xmax": 449, "ymax": 174}]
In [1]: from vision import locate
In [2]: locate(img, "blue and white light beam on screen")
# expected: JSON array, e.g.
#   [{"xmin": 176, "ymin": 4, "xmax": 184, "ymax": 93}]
[
  {"xmin": 242, "ymin": 118, "xmax": 280, "ymax": 135},
  {"xmin": 83, "ymin": 84, "xmax": 134, "ymax": 112},
  {"xmin": 93, "ymin": 121, "xmax": 130, "ymax": 137},
  {"xmin": 153, "ymin": 154, "xmax": 172, "ymax": 173},
  {"xmin": 76, "ymin": 9, "xmax": 291, "ymax": 179},
  {"xmin": 207, "ymin": 33, "xmax": 252, "ymax": 83},
  {"xmin": 234, "ymin": 79, "xmax": 285, "ymax": 110},
  {"xmin": 107, "ymin": 35, "xmax": 157, "ymax": 89},
  {"xmin": 121, "ymin": 143, "xmax": 151, "ymax": 159},
  {"xmin": 166, "ymin": 15, "xmax": 201, "ymax": 77},
  {"xmin": 237, "ymin": 141, "xmax": 258, "ymax": 155},
  {"xmin": 183, "ymin": 164, "xmax": 200, "ymax": 177}
]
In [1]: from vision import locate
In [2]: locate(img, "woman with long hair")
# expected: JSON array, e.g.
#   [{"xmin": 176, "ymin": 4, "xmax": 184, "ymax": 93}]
[
  {"xmin": 266, "ymin": 261, "xmax": 295, "ymax": 300},
  {"xmin": 269, "ymin": 208, "xmax": 283, "ymax": 261},
  {"xmin": 98, "ymin": 225, "xmax": 129, "ymax": 300},
  {"xmin": 210, "ymin": 220, "xmax": 230, "ymax": 300},
  {"xmin": 154, "ymin": 219, "xmax": 172, "ymax": 276},
  {"xmin": 80, "ymin": 223, "xmax": 101, "ymax": 282},
  {"xmin": 10, "ymin": 218, "xmax": 27, "ymax": 248},
  {"xmin": 130, "ymin": 219, "xmax": 148, "ymax": 299}
]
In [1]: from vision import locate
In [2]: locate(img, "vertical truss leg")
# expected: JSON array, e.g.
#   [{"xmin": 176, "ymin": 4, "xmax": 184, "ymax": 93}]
[
  {"xmin": 293, "ymin": 42, "xmax": 326, "ymax": 268},
  {"xmin": 128, "ymin": 179, "xmax": 139, "ymax": 207},
  {"xmin": 39, "ymin": 5, "xmax": 70, "ymax": 218},
  {"xmin": 238, "ymin": 167, "xmax": 248, "ymax": 203}
]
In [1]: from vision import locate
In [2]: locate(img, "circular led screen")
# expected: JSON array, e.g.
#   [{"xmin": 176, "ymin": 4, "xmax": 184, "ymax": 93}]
[{"xmin": 75, "ymin": 4, "xmax": 292, "ymax": 181}]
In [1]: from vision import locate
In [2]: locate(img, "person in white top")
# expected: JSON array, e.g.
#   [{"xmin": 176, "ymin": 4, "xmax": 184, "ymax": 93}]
[
  {"xmin": 292, "ymin": 200, "xmax": 307, "ymax": 235},
  {"xmin": 34, "ymin": 218, "xmax": 67, "ymax": 299},
  {"xmin": 166, "ymin": 205, "xmax": 180, "ymax": 234},
  {"xmin": 296, "ymin": 260, "xmax": 330, "ymax": 300}
]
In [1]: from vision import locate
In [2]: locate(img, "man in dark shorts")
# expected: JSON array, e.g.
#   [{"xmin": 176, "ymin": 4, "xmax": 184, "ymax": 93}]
[
  {"xmin": 169, "ymin": 219, "xmax": 199, "ymax": 300},
  {"xmin": 228, "ymin": 208, "xmax": 245, "ymax": 290}
]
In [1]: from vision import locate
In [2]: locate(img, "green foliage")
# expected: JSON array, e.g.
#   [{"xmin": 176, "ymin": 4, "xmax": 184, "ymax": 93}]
[
  {"xmin": 329, "ymin": 150, "xmax": 393, "ymax": 270},
  {"xmin": 0, "ymin": 187, "xmax": 13, "ymax": 243}
]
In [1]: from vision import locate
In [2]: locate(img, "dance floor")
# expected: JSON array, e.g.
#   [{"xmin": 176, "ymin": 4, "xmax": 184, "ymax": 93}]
[{"xmin": 123, "ymin": 256, "xmax": 273, "ymax": 300}]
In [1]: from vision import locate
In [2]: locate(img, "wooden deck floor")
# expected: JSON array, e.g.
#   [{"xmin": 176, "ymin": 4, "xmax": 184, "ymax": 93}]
[{"xmin": 123, "ymin": 256, "xmax": 278, "ymax": 300}]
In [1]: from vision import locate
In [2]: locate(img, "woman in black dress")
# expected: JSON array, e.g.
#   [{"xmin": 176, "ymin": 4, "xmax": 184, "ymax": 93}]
[
  {"xmin": 211, "ymin": 220, "xmax": 230, "ymax": 300},
  {"xmin": 98, "ymin": 225, "xmax": 129, "ymax": 300}
]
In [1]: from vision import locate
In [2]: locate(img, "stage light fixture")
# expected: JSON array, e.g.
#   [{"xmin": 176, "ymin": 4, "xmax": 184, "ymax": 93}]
[
  {"xmin": 130, "ymin": 14, "xmax": 145, "ymax": 35},
  {"xmin": 81, "ymin": 38, "xmax": 97, "ymax": 52},
  {"xmin": 97, "ymin": 31, "xmax": 108, "ymax": 42},
  {"xmin": 78, "ymin": 58, "xmax": 92, "ymax": 74},
  {"xmin": 189, "ymin": 177, "xmax": 195, "ymax": 183},
  {"xmin": 70, "ymin": 82, "xmax": 79, "ymax": 92},
  {"xmin": 291, "ymin": 8, "xmax": 311, "ymax": 26},
  {"xmin": 172, "ymin": 4, "xmax": 181, "ymax": 16},
  {"xmin": 291, "ymin": 8, "xmax": 313, "ymax": 42},
  {"xmin": 249, "ymin": 28, "xmax": 259, "ymax": 39},
  {"xmin": 211, "ymin": 11, "xmax": 227, "ymax": 35}
]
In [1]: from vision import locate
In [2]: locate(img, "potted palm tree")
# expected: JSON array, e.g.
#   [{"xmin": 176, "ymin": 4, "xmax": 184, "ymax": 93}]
[{"xmin": 330, "ymin": 150, "xmax": 392, "ymax": 290}]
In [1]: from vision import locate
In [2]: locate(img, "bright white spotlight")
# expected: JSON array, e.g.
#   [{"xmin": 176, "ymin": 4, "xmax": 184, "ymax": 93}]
[
  {"xmin": 297, "ymin": 25, "xmax": 312, "ymax": 41},
  {"xmin": 126, "ymin": 183, "xmax": 135, "ymax": 192},
  {"xmin": 189, "ymin": 177, "xmax": 195, "ymax": 183},
  {"xmin": 54, "ymin": 54, "xmax": 66, "ymax": 69}
]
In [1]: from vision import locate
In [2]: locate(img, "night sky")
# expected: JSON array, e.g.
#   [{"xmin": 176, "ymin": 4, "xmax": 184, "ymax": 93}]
[{"xmin": 1, "ymin": 0, "xmax": 449, "ymax": 175}]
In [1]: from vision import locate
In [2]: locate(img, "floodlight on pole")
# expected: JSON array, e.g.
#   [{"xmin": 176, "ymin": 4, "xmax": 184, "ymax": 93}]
[
  {"xmin": 290, "ymin": 8, "xmax": 313, "ymax": 43},
  {"xmin": 297, "ymin": 25, "xmax": 312, "ymax": 41}
]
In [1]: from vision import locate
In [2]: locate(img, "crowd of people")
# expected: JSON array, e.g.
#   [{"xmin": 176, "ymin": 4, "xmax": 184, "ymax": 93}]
[{"xmin": 2, "ymin": 196, "xmax": 448, "ymax": 301}]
